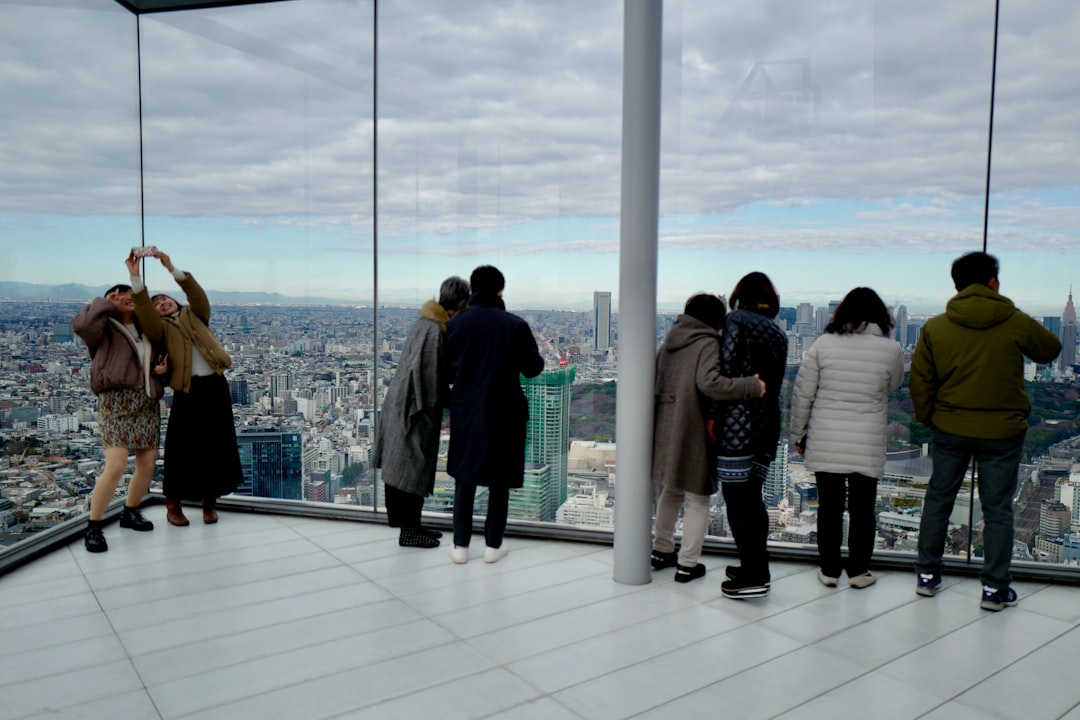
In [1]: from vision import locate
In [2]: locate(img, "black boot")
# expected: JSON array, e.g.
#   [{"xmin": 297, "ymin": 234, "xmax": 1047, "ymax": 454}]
[
  {"xmin": 399, "ymin": 527, "xmax": 440, "ymax": 548},
  {"xmin": 85, "ymin": 521, "xmax": 108, "ymax": 553},
  {"xmin": 119, "ymin": 505, "xmax": 154, "ymax": 531}
]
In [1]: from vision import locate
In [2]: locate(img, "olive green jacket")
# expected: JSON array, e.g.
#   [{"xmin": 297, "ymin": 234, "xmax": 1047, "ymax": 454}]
[
  {"xmin": 133, "ymin": 272, "xmax": 231, "ymax": 393},
  {"xmin": 910, "ymin": 284, "xmax": 1061, "ymax": 439}
]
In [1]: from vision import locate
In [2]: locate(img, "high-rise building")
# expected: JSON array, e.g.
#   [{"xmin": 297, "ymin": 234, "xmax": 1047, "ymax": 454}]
[
  {"xmin": 270, "ymin": 373, "xmax": 292, "ymax": 401},
  {"xmin": 895, "ymin": 305, "xmax": 908, "ymax": 347},
  {"xmin": 593, "ymin": 291, "xmax": 612, "ymax": 351},
  {"xmin": 762, "ymin": 441, "xmax": 789, "ymax": 508},
  {"xmin": 521, "ymin": 364, "xmax": 576, "ymax": 521},
  {"xmin": 1043, "ymin": 316, "xmax": 1062, "ymax": 338},
  {"xmin": 796, "ymin": 303, "xmax": 814, "ymax": 325},
  {"xmin": 1061, "ymin": 288, "xmax": 1076, "ymax": 372},
  {"xmin": 510, "ymin": 462, "xmax": 553, "ymax": 522},
  {"xmin": 229, "ymin": 378, "xmax": 249, "ymax": 405},
  {"xmin": 236, "ymin": 427, "xmax": 303, "ymax": 500},
  {"xmin": 1040, "ymin": 500, "xmax": 1071, "ymax": 538}
]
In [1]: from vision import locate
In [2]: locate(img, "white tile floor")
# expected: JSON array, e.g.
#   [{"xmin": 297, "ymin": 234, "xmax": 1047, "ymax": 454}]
[{"xmin": 2, "ymin": 507, "xmax": 1079, "ymax": 720}]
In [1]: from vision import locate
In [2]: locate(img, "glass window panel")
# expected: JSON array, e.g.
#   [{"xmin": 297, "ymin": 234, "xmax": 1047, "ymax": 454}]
[
  {"xmin": 376, "ymin": 0, "xmax": 622, "ymax": 531},
  {"xmin": 0, "ymin": 0, "xmax": 140, "ymax": 550},
  {"xmin": 664, "ymin": 1, "xmax": 997, "ymax": 561},
  {"xmin": 987, "ymin": 0, "xmax": 1080, "ymax": 570}
]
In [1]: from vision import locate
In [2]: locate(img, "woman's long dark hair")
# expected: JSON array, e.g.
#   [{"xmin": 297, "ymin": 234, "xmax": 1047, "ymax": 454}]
[
  {"xmin": 825, "ymin": 287, "xmax": 894, "ymax": 337},
  {"xmin": 729, "ymin": 272, "xmax": 779, "ymax": 319}
]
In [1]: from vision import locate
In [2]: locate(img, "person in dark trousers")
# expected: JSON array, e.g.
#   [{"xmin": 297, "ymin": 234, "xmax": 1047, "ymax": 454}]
[
  {"xmin": 132, "ymin": 249, "xmax": 242, "ymax": 526},
  {"xmin": 445, "ymin": 265, "xmax": 544, "ymax": 564},
  {"xmin": 373, "ymin": 276, "xmax": 469, "ymax": 548},
  {"xmin": 650, "ymin": 294, "xmax": 765, "ymax": 583},
  {"xmin": 72, "ymin": 268, "xmax": 168, "ymax": 553},
  {"xmin": 714, "ymin": 272, "xmax": 788, "ymax": 599},
  {"xmin": 911, "ymin": 251, "xmax": 1061, "ymax": 611},
  {"xmin": 790, "ymin": 287, "xmax": 904, "ymax": 589}
]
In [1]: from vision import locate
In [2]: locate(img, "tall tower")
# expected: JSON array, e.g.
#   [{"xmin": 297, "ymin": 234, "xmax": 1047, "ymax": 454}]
[
  {"xmin": 1061, "ymin": 288, "xmax": 1076, "ymax": 373},
  {"xmin": 762, "ymin": 441, "xmax": 789, "ymax": 508},
  {"xmin": 236, "ymin": 427, "xmax": 303, "ymax": 500},
  {"xmin": 520, "ymin": 364, "xmax": 576, "ymax": 521},
  {"xmin": 593, "ymin": 291, "xmax": 612, "ymax": 351},
  {"xmin": 895, "ymin": 305, "xmax": 908, "ymax": 348}
]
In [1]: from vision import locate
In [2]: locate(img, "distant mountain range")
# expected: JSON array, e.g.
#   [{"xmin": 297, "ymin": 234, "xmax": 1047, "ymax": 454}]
[
  {"xmin": 0, "ymin": 281, "xmax": 608, "ymax": 310},
  {"xmin": 0, "ymin": 281, "xmax": 369, "ymax": 306}
]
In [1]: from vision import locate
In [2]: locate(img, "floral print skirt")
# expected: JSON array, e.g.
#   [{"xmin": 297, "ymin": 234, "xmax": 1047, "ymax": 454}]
[{"xmin": 98, "ymin": 387, "xmax": 160, "ymax": 449}]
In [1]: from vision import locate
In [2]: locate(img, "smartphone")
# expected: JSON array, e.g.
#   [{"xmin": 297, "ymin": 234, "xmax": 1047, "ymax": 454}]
[{"xmin": 131, "ymin": 246, "xmax": 157, "ymax": 258}]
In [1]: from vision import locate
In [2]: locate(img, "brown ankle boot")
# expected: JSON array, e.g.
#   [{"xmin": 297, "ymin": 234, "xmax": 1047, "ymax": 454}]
[
  {"xmin": 202, "ymin": 497, "xmax": 218, "ymax": 524},
  {"xmin": 165, "ymin": 498, "xmax": 189, "ymax": 527}
]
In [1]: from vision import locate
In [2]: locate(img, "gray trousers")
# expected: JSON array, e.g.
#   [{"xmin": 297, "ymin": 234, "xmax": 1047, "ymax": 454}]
[{"xmin": 916, "ymin": 428, "xmax": 1025, "ymax": 590}]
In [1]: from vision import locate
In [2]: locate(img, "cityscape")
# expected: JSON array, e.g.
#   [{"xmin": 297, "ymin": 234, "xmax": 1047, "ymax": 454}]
[{"xmin": 2, "ymin": 285, "xmax": 1077, "ymax": 568}]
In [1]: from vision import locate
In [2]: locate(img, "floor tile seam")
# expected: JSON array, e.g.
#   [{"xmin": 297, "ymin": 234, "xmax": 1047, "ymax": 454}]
[
  {"xmin": 318, "ymin": 665, "xmax": 540, "ymax": 720},
  {"xmin": 904, "ymin": 622, "xmax": 1080, "ymax": 720},
  {"xmin": 6, "ymin": 676, "xmax": 161, "ymax": 720},
  {"xmin": 475, "ymin": 694, "xmax": 589, "ymax": 720},
  {"xmin": 816, "ymin": 602, "xmax": 1061, "ymax": 702},
  {"xmin": 457, "ymin": 584, "xmax": 712, "ymax": 666},
  {"xmin": 138, "ymin": 615, "xmax": 439, "ymax": 688},
  {"xmin": 355, "ymin": 545, "xmax": 605, "ymax": 586},
  {"xmin": 395, "ymin": 564, "xmax": 616, "ymax": 620},
  {"xmin": 94, "ymin": 555, "xmax": 361, "ymax": 611},
  {"xmin": 82, "ymin": 538, "xmax": 336, "ymax": 589},
  {"xmin": 165, "ymin": 636, "xmax": 472, "ymax": 720},
  {"xmin": 109, "ymin": 571, "xmax": 389, "ymax": 636},
  {"xmin": 0, "ymin": 626, "xmax": 121, "ymax": 677},
  {"xmin": 0, "ymin": 588, "xmax": 100, "ymax": 618}
]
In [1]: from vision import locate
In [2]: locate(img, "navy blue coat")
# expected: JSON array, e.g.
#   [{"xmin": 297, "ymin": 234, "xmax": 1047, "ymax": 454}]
[
  {"xmin": 446, "ymin": 292, "xmax": 544, "ymax": 488},
  {"xmin": 714, "ymin": 309, "xmax": 788, "ymax": 461}
]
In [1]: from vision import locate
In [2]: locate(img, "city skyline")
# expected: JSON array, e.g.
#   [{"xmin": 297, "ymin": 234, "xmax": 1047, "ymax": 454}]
[{"xmin": 2, "ymin": 2, "xmax": 1079, "ymax": 315}]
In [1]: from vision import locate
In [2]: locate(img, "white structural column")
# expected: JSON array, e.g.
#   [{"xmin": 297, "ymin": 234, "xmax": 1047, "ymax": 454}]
[{"xmin": 613, "ymin": 0, "xmax": 662, "ymax": 585}]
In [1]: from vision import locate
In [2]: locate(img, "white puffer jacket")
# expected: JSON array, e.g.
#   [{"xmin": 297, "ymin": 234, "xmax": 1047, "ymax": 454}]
[{"xmin": 790, "ymin": 325, "xmax": 904, "ymax": 479}]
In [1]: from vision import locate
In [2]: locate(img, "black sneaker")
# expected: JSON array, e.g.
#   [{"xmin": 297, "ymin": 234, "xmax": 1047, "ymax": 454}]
[
  {"xmin": 399, "ymin": 527, "xmax": 439, "ymax": 548},
  {"xmin": 916, "ymin": 572, "xmax": 942, "ymax": 597},
  {"xmin": 674, "ymin": 563, "xmax": 706, "ymax": 583},
  {"xmin": 119, "ymin": 506, "xmax": 154, "ymax": 532},
  {"xmin": 980, "ymin": 585, "xmax": 1018, "ymax": 612},
  {"xmin": 721, "ymin": 576, "xmax": 770, "ymax": 599},
  {"xmin": 651, "ymin": 549, "xmax": 679, "ymax": 570},
  {"xmin": 420, "ymin": 526, "xmax": 444, "ymax": 539},
  {"xmin": 725, "ymin": 565, "xmax": 741, "ymax": 581},
  {"xmin": 85, "ymin": 526, "xmax": 107, "ymax": 553}
]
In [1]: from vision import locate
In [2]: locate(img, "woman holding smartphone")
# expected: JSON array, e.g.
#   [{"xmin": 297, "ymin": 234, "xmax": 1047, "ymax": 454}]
[
  {"xmin": 131, "ymin": 249, "xmax": 242, "ymax": 525},
  {"xmin": 72, "ymin": 265, "xmax": 168, "ymax": 552}
]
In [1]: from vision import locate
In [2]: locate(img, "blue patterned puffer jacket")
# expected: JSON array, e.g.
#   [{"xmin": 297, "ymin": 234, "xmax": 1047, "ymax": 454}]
[{"xmin": 712, "ymin": 309, "xmax": 788, "ymax": 461}]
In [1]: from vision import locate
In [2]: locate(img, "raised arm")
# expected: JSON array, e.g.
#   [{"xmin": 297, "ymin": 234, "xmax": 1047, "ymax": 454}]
[
  {"xmin": 128, "ymin": 252, "xmax": 166, "ymax": 341},
  {"xmin": 72, "ymin": 297, "xmax": 120, "ymax": 355},
  {"xmin": 153, "ymin": 249, "xmax": 212, "ymax": 324}
]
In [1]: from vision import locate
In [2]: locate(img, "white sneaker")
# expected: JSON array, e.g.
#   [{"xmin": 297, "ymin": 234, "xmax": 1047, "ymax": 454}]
[
  {"xmin": 483, "ymin": 544, "xmax": 509, "ymax": 564},
  {"xmin": 450, "ymin": 546, "xmax": 469, "ymax": 564}
]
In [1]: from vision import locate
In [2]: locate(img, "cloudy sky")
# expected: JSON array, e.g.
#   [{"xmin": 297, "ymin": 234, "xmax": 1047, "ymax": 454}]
[{"xmin": 1, "ymin": 0, "xmax": 1078, "ymax": 315}]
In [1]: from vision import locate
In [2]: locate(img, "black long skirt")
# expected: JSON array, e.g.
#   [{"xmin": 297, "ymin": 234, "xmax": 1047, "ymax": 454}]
[{"xmin": 163, "ymin": 373, "xmax": 243, "ymax": 501}]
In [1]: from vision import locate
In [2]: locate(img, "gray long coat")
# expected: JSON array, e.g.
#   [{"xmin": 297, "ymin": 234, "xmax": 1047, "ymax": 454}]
[
  {"xmin": 790, "ymin": 325, "xmax": 904, "ymax": 479},
  {"xmin": 372, "ymin": 301, "xmax": 450, "ymax": 497},
  {"xmin": 652, "ymin": 315, "xmax": 764, "ymax": 497}
]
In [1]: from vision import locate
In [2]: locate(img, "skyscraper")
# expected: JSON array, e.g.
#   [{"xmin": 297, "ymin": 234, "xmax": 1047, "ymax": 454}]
[
  {"xmin": 520, "ymin": 364, "xmax": 576, "ymax": 521},
  {"xmin": 1061, "ymin": 288, "xmax": 1076, "ymax": 373},
  {"xmin": 762, "ymin": 441, "xmax": 789, "ymax": 508},
  {"xmin": 895, "ymin": 304, "xmax": 908, "ymax": 348},
  {"xmin": 593, "ymin": 291, "xmax": 612, "ymax": 351},
  {"xmin": 236, "ymin": 427, "xmax": 303, "ymax": 500}
]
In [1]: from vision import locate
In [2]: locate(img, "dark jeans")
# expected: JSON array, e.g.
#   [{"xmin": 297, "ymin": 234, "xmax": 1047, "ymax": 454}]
[
  {"xmin": 721, "ymin": 476, "xmax": 770, "ymax": 582},
  {"xmin": 453, "ymin": 483, "xmax": 509, "ymax": 549},
  {"xmin": 916, "ymin": 428, "xmax": 1025, "ymax": 590},
  {"xmin": 385, "ymin": 484, "xmax": 424, "ymax": 529},
  {"xmin": 815, "ymin": 472, "xmax": 878, "ymax": 578}
]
